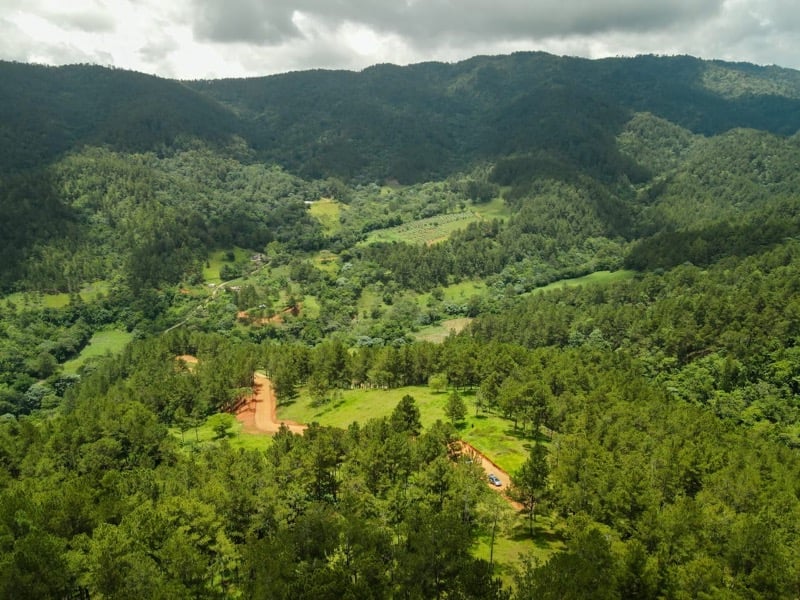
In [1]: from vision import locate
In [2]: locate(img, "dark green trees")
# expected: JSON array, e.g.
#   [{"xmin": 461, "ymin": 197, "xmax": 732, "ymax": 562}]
[{"xmin": 511, "ymin": 443, "xmax": 549, "ymax": 536}]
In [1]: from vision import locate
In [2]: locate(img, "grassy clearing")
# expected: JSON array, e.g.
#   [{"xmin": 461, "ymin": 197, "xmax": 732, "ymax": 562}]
[
  {"xmin": 280, "ymin": 385, "xmax": 447, "ymax": 429},
  {"xmin": 364, "ymin": 212, "xmax": 478, "ymax": 245},
  {"xmin": 415, "ymin": 279, "xmax": 486, "ymax": 309},
  {"xmin": 308, "ymin": 198, "xmax": 345, "ymax": 235},
  {"xmin": 63, "ymin": 328, "xmax": 134, "ymax": 374},
  {"xmin": 203, "ymin": 247, "xmax": 252, "ymax": 284},
  {"xmin": 473, "ymin": 197, "xmax": 512, "ymax": 221},
  {"xmin": 474, "ymin": 512, "xmax": 566, "ymax": 589},
  {"xmin": 531, "ymin": 270, "xmax": 636, "ymax": 295},
  {"xmin": 169, "ymin": 414, "xmax": 273, "ymax": 452},
  {"xmin": 414, "ymin": 317, "xmax": 473, "ymax": 343},
  {"xmin": 279, "ymin": 385, "xmax": 533, "ymax": 474},
  {"xmin": 301, "ymin": 294, "xmax": 321, "ymax": 319},
  {"xmin": 3, "ymin": 281, "xmax": 112, "ymax": 311},
  {"xmin": 460, "ymin": 408, "xmax": 535, "ymax": 474},
  {"xmin": 441, "ymin": 279, "xmax": 485, "ymax": 302},
  {"xmin": 313, "ymin": 250, "xmax": 340, "ymax": 275}
]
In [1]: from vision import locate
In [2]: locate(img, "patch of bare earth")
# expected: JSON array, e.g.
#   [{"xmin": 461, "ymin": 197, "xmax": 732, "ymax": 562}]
[
  {"xmin": 237, "ymin": 304, "xmax": 301, "ymax": 326},
  {"xmin": 460, "ymin": 441, "xmax": 523, "ymax": 510},
  {"xmin": 235, "ymin": 373, "xmax": 306, "ymax": 435},
  {"xmin": 175, "ymin": 355, "xmax": 305, "ymax": 435}
]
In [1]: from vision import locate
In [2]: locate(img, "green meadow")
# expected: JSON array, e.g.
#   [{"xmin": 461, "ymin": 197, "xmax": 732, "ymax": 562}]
[
  {"xmin": 531, "ymin": 269, "xmax": 636, "ymax": 294},
  {"xmin": 3, "ymin": 281, "xmax": 111, "ymax": 311},
  {"xmin": 308, "ymin": 198, "xmax": 346, "ymax": 235},
  {"xmin": 63, "ymin": 328, "xmax": 134, "ymax": 374},
  {"xmin": 169, "ymin": 413, "xmax": 273, "ymax": 452},
  {"xmin": 364, "ymin": 211, "xmax": 477, "ymax": 245},
  {"xmin": 203, "ymin": 247, "xmax": 252, "ymax": 284},
  {"xmin": 414, "ymin": 317, "xmax": 473, "ymax": 343},
  {"xmin": 279, "ymin": 385, "xmax": 533, "ymax": 474}
]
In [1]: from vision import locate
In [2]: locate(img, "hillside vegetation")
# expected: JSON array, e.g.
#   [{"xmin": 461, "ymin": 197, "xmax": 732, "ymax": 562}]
[{"xmin": 1, "ymin": 52, "xmax": 800, "ymax": 598}]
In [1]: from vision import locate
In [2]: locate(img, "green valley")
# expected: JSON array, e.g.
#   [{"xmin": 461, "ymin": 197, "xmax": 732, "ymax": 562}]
[{"xmin": 1, "ymin": 52, "xmax": 800, "ymax": 598}]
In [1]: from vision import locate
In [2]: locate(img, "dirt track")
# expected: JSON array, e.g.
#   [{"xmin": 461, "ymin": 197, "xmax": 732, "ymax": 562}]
[
  {"xmin": 460, "ymin": 441, "xmax": 523, "ymax": 510},
  {"xmin": 176, "ymin": 356, "xmax": 305, "ymax": 435},
  {"xmin": 236, "ymin": 372, "xmax": 306, "ymax": 435}
]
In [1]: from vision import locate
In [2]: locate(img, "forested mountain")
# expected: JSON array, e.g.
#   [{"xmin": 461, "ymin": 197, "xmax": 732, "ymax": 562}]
[
  {"xmin": 4, "ymin": 52, "xmax": 800, "ymax": 181},
  {"xmin": 0, "ymin": 62, "xmax": 240, "ymax": 173},
  {"xmin": 2, "ymin": 52, "xmax": 800, "ymax": 597}
]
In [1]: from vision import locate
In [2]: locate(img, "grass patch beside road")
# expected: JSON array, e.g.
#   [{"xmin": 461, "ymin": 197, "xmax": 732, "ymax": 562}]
[
  {"xmin": 63, "ymin": 328, "xmax": 134, "ymax": 374},
  {"xmin": 279, "ymin": 385, "xmax": 533, "ymax": 474},
  {"xmin": 169, "ymin": 414, "xmax": 272, "ymax": 452}
]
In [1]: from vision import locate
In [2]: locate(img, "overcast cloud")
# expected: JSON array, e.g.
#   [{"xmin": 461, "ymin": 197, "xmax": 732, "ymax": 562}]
[{"xmin": 0, "ymin": 0, "xmax": 798, "ymax": 79}]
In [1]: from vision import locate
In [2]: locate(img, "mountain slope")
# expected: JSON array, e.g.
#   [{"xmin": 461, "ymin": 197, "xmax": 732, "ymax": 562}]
[
  {"xmin": 3, "ymin": 52, "xmax": 800, "ymax": 182},
  {"xmin": 0, "ymin": 61, "xmax": 241, "ymax": 172}
]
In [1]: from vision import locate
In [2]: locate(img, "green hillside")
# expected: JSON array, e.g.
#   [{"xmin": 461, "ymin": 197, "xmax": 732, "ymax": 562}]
[{"xmin": 2, "ymin": 53, "xmax": 800, "ymax": 598}]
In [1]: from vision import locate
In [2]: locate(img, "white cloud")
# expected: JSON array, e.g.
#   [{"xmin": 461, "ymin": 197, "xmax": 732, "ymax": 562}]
[{"xmin": 0, "ymin": 0, "xmax": 798, "ymax": 78}]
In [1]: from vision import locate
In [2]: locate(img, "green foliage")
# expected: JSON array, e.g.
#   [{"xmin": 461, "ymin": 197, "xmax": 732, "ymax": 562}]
[
  {"xmin": 445, "ymin": 389, "xmax": 467, "ymax": 425},
  {"xmin": 511, "ymin": 443, "xmax": 550, "ymax": 535},
  {"xmin": 390, "ymin": 394, "xmax": 422, "ymax": 435},
  {"xmin": 4, "ymin": 51, "xmax": 800, "ymax": 599}
]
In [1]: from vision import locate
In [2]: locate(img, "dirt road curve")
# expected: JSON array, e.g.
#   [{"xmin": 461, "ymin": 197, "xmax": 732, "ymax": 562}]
[
  {"xmin": 236, "ymin": 373, "xmax": 306, "ymax": 435},
  {"xmin": 460, "ymin": 441, "xmax": 523, "ymax": 510},
  {"xmin": 176, "ymin": 356, "xmax": 306, "ymax": 435}
]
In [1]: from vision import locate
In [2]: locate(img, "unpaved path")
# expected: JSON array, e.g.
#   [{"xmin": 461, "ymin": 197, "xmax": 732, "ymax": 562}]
[
  {"xmin": 460, "ymin": 441, "xmax": 523, "ymax": 510},
  {"xmin": 236, "ymin": 372, "xmax": 306, "ymax": 435},
  {"xmin": 175, "ymin": 356, "xmax": 305, "ymax": 435}
]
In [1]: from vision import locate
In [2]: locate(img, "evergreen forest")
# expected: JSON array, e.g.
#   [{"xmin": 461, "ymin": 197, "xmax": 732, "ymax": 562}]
[{"xmin": 1, "ymin": 52, "xmax": 800, "ymax": 598}]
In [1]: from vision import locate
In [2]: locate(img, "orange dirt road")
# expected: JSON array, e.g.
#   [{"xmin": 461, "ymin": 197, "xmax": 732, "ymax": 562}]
[
  {"xmin": 460, "ymin": 441, "xmax": 523, "ymax": 510},
  {"xmin": 236, "ymin": 373, "xmax": 306, "ymax": 435},
  {"xmin": 176, "ymin": 356, "xmax": 305, "ymax": 435}
]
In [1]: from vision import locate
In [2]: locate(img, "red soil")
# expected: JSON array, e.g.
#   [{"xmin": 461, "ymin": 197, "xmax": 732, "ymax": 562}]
[
  {"xmin": 460, "ymin": 441, "xmax": 523, "ymax": 510},
  {"xmin": 237, "ymin": 304, "xmax": 301, "ymax": 326},
  {"xmin": 235, "ymin": 372, "xmax": 306, "ymax": 435},
  {"xmin": 175, "ymin": 355, "xmax": 305, "ymax": 435}
]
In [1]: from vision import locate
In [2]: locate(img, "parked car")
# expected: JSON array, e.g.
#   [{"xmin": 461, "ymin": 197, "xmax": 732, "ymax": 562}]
[{"xmin": 488, "ymin": 473, "xmax": 502, "ymax": 487}]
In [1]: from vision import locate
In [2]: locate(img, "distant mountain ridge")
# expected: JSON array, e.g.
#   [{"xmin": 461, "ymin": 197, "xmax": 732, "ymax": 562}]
[{"xmin": 2, "ymin": 52, "xmax": 800, "ymax": 181}]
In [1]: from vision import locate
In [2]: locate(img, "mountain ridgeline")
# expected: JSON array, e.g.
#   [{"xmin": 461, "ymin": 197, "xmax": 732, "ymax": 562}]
[
  {"xmin": 2, "ymin": 53, "xmax": 800, "ymax": 181},
  {"xmin": 1, "ymin": 52, "xmax": 800, "ymax": 295}
]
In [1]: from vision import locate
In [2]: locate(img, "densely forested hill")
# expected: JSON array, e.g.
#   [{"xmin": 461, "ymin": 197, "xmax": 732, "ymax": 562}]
[
  {"xmin": 187, "ymin": 52, "xmax": 800, "ymax": 181},
  {"xmin": 0, "ymin": 61, "xmax": 240, "ymax": 172},
  {"xmin": 3, "ymin": 53, "xmax": 800, "ymax": 182}
]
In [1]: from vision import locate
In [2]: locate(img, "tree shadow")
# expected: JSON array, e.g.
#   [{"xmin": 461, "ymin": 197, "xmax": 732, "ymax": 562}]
[
  {"xmin": 501, "ymin": 425, "xmax": 552, "ymax": 445},
  {"xmin": 509, "ymin": 524, "xmax": 564, "ymax": 549}
]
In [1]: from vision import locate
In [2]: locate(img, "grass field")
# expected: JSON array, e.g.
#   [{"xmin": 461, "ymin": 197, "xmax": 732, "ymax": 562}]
[
  {"xmin": 169, "ymin": 414, "xmax": 273, "ymax": 452},
  {"xmin": 313, "ymin": 250, "xmax": 340, "ymax": 275},
  {"xmin": 279, "ymin": 385, "xmax": 534, "ymax": 474},
  {"xmin": 414, "ymin": 317, "xmax": 473, "ymax": 342},
  {"xmin": 301, "ymin": 294, "xmax": 321, "ymax": 319},
  {"xmin": 308, "ymin": 198, "xmax": 346, "ymax": 235},
  {"xmin": 417, "ymin": 279, "xmax": 486, "ymax": 307},
  {"xmin": 364, "ymin": 211, "xmax": 478, "ymax": 245},
  {"xmin": 63, "ymin": 328, "xmax": 134, "ymax": 374},
  {"xmin": 531, "ymin": 269, "xmax": 636, "ymax": 294},
  {"xmin": 3, "ymin": 281, "xmax": 111, "ymax": 311},
  {"xmin": 203, "ymin": 247, "xmax": 252, "ymax": 284},
  {"xmin": 475, "ymin": 512, "xmax": 566, "ymax": 589},
  {"xmin": 473, "ymin": 196, "xmax": 512, "ymax": 221}
]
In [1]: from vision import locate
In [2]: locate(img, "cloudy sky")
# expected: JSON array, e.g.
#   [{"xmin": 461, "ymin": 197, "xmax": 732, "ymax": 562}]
[{"xmin": 1, "ymin": 0, "xmax": 798, "ymax": 79}]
